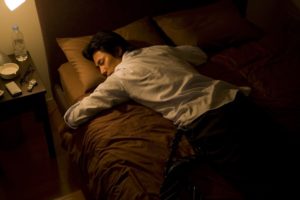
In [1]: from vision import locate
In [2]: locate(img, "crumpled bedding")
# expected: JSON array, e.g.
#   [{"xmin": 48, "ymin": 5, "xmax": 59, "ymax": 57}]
[
  {"xmin": 61, "ymin": 101, "xmax": 248, "ymax": 200},
  {"xmin": 199, "ymin": 31, "xmax": 300, "ymax": 135},
  {"xmin": 61, "ymin": 102, "xmax": 194, "ymax": 200}
]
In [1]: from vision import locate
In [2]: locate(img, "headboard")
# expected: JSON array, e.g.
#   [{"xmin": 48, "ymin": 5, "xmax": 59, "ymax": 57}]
[{"xmin": 34, "ymin": 0, "xmax": 247, "ymax": 94}]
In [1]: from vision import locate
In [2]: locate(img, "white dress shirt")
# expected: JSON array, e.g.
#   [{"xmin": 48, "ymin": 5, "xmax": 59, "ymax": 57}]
[{"xmin": 64, "ymin": 45, "xmax": 248, "ymax": 129}]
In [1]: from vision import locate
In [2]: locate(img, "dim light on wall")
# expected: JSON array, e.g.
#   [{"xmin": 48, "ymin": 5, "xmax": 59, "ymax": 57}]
[
  {"xmin": 4, "ymin": 0, "xmax": 26, "ymax": 11},
  {"xmin": 1, "ymin": 0, "xmax": 26, "ymax": 63}
]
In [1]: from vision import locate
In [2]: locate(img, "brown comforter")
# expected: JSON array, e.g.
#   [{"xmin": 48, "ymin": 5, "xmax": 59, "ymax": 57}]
[{"xmin": 61, "ymin": 102, "xmax": 195, "ymax": 199}]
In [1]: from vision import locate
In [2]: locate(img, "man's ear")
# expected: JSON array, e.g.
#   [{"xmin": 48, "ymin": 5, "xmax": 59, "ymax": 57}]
[{"xmin": 116, "ymin": 47, "xmax": 123, "ymax": 57}]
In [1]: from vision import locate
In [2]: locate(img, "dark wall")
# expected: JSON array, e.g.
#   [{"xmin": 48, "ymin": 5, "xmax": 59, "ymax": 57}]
[{"xmin": 246, "ymin": 0, "xmax": 300, "ymax": 33}]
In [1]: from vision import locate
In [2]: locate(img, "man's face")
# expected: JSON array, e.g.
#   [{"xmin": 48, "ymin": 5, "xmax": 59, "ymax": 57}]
[{"xmin": 93, "ymin": 50, "xmax": 122, "ymax": 77}]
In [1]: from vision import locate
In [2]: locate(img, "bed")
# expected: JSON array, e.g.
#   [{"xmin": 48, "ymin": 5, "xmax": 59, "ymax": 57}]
[{"xmin": 35, "ymin": 0, "xmax": 300, "ymax": 199}]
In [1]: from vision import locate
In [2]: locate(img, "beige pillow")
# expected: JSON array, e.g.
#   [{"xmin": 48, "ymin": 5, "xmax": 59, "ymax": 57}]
[
  {"xmin": 114, "ymin": 17, "xmax": 166, "ymax": 47},
  {"xmin": 57, "ymin": 17, "xmax": 166, "ymax": 92},
  {"xmin": 58, "ymin": 62, "xmax": 86, "ymax": 105},
  {"xmin": 153, "ymin": 0, "xmax": 262, "ymax": 52},
  {"xmin": 57, "ymin": 35, "xmax": 105, "ymax": 93}
]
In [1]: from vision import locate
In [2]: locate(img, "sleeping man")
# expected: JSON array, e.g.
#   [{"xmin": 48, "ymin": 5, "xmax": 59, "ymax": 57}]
[{"xmin": 64, "ymin": 30, "xmax": 249, "ymax": 129}]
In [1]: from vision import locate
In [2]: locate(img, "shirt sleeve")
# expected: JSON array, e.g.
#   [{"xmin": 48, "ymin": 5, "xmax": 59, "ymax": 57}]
[
  {"xmin": 64, "ymin": 75, "xmax": 129, "ymax": 129},
  {"xmin": 174, "ymin": 45, "xmax": 207, "ymax": 66}
]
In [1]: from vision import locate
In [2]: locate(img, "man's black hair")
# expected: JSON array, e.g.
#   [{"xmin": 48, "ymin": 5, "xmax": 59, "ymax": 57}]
[{"xmin": 82, "ymin": 30, "xmax": 134, "ymax": 60}]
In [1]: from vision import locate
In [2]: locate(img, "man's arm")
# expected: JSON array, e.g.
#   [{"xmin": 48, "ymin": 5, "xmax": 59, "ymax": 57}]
[{"xmin": 64, "ymin": 76, "xmax": 129, "ymax": 129}]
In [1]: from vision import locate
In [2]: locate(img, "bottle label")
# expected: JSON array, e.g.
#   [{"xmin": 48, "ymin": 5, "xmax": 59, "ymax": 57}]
[{"xmin": 13, "ymin": 39, "xmax": 28, "ymax": 61}]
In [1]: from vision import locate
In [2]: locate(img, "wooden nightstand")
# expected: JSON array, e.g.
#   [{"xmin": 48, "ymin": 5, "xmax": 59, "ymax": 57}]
[{"xmin": 0, "ymin": 53, "xmax": 55, "ymax": 157}]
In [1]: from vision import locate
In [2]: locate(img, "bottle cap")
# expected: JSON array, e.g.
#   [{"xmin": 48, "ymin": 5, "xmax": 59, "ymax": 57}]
[{"xmin": 12, "ymin": 24, "xmax": 19, "ymax": 31}]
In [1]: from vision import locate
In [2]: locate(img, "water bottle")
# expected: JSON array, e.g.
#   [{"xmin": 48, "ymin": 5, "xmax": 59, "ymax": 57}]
[{"xmin": 12, "ymin": 25, "xmax": 28, "ymax": 62}]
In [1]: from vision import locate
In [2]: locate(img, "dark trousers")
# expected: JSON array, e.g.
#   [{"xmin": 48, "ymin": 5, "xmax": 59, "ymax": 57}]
[
  {"xmin": 185, "ymin": 93, "xmax": 276, "ymax": 171},
  {"xmin": 165, "ymin": 92, "xmax": 287, "ymax": 200}
]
